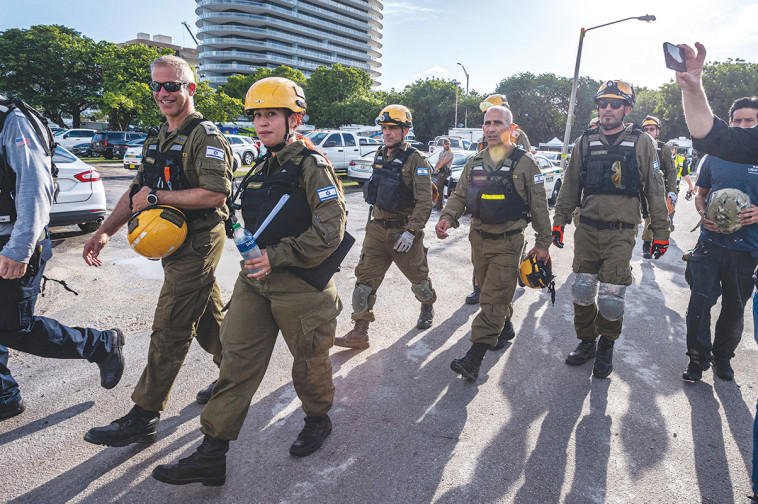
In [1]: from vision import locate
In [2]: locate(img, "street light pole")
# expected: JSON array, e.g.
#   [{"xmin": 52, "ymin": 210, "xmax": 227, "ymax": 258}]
[
  {"xmin": 457, "ymin": 62, "xmax": 470, "ymax": 128},
  {"xmin": 559, "ymin": 14, "xmax": 656, "ymax": 170}
]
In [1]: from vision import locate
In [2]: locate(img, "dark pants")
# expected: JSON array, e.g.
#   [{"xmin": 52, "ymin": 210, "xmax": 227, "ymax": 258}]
[
  {"xmin": 0, "ymin": 235, "xmax": 112, "ymax": 406},
  {"xmin": 685, "ymin": 240, "xmax": 757, "ymax": 362},
  {"xmin": 434, "ymin": 169, "xmax": 450, "ymax": 210}
]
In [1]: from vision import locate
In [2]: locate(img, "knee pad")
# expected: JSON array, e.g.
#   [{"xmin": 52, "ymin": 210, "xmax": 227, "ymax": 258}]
[
  {"xmin": 352, "ymin": 284, "xmax": 373, "ymax": 315},
  {"xmin": 571, "ymin": 273, "xmax": 598, "ymax": 306},
  {"xmin": 411, "ymin": 279, "xmax": 435, "ymax": 303},
  {"xmin": 597, "ymin": 282, "xmax": 626, "ymax": 321}
]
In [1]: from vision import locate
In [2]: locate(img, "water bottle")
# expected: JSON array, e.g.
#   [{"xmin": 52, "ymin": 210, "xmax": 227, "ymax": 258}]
[{"xmin": 232, "ymin": 223, "xmax": 262, "ymax": 274}]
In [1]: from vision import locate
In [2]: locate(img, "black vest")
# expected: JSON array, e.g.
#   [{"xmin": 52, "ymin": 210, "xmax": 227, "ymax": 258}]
[
  {"xmin": 466, "ymin": 148, "xmax": 528, "ymax": 225},
  {"xmin": 0, "ymin": 98, "xmax": 57, "ymax": 225},
  {"xmin": 240, "ymin": 147, "xmax": 314, "ymax": 248},
  {"xmin": 580, "ymin": 127, "xmax": 641, "ymax": 199},
  {"xmin": 363, "ymin": 146, "xmax": 417, "ymax": 212}
]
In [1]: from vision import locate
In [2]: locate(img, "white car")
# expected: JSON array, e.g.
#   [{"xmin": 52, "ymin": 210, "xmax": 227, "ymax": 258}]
[
  {"xmin": 54, "ymin": 128, "xmax": 96, "ymax": 150},
  {"xmin": 224, "ymin": 134, "xmax": 258, "ymax": 167},
  {"xmin": 49, "ymin": 146, "xmax": 107, "ymax": 233},
  {"xmin": 346, "ymin": 150, "xmax": 379, "ymax": 182},
  {"xmin": 122, "ymin": 138, "xmax": 146, "ymax": 169}
]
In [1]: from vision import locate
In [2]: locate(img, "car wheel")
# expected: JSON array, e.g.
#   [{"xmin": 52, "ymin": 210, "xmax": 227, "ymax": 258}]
[
  {"xmin": 243, "ymin": 151, "xmax": 255, "ymax": 165},
  {"xmin": 551, "ymin": 179, "xmax": 562, "ymax": 204},
  {"xmin": 78, "ymin": 221, "xmax": 102, "ymax": 233}
]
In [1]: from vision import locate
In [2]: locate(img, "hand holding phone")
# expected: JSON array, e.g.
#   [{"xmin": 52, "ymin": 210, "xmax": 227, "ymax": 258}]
[{"xmin": 663, "ymin": 42, "xmax": 687, "ymax": 72}]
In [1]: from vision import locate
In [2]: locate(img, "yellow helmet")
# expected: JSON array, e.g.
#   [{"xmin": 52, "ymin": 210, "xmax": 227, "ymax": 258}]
[
  {"xmin": 595, "ymin": 80, "xmax": 635, "ymax": 106},
  {"xmin": 480, "ymin": 94, "xmax": 509, "ymax": 112},
  {"xmin": 127, "ymin": 206, "xmax": 188, "ymax": 260},
  {"xmin": 588, "ymin": 117, "xmax": 600, "ymax": 128},
  {"xmin": 375, "ymin": 104, "xmax": 412, "ymax": 128},
  {"xmin": 244, "ymin": 77, "xmax": 306, "ymax": 116},
  {"xmin": 519, "ymin": 255, "xmax": 555, "ymax": 289},
  {"xmin": 642, "ymin": 115, "xmax": 661, "ymax": 129}
]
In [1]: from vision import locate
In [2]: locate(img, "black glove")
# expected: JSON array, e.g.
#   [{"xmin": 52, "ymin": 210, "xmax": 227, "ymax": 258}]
[{"xmin": 552, "ymin": 225, "xmax": 564, "ymax": 248}]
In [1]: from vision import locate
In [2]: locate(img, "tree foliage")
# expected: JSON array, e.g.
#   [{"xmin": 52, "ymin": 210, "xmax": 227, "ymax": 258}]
[
  {"xmin": 194, "ymin": 81, "xmax": 244, "ymax": 123},
  {"xmin": 305, "ymin": 64, "xmax": 373, "ymax": 127},
  {"xmin": 402, "ymin": 79, "xmax": 458, "ymax": 142},
  {"xmin": 220, "ymin": 65, "xmax": 306, "ymax": 101}
]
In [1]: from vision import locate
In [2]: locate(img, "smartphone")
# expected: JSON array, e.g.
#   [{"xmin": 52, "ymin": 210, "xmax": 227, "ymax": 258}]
[{"xmin": 663, "ymin": 42, "xmax": 687, "ymax": 72}]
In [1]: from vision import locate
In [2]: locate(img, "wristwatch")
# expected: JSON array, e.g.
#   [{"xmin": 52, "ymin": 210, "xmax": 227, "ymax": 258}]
[{"xmin": 147, "ymin": 189, "xmax": 159, "ymax": 206}]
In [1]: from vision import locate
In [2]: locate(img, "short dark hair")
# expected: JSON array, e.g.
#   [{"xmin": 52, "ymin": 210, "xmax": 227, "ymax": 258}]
[{"xmin": 729, "ymin": 97, "xmax": 758, "ymax": 122}]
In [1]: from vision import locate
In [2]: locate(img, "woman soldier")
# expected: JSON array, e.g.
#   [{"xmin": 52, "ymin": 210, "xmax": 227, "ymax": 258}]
[{"xmin": 152, "ymin": 77, "xmax": 347, "ymax": 486}]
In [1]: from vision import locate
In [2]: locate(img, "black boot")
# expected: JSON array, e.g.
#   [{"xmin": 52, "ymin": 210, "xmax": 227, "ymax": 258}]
[
  {"xmin": 416, "ymin": 303, "xmax": 434, "ymax": 329},
  {"xmin": 0, "ymin": 399, "xmax": 25, "ymax": 421},
  {"xmin": 682, "ymin": 351, "xmax": 711, "ymax": 382},
  {"xmin": 290, "ymin": 414, "xmax": 332, "ymax": 457},
  {"xmin": 593, "ymin": 337, "xmax": 614, "ymax": 378},
  {"xmin": 97, "ymin": 328, "xmax": 125, "ymax": 389},
  {"xmin": 491, "ymin": 319, "xmax": 515, "ymax": 351},
  {"xmin": 84, "ymin": 405, "xmax": 160, "ymax": 446},
  {"xmin": 565, "ymin": 339, "xmax": 596, "ymax": 365},
  {"xmin": 642, "ymin": 241, "xmax": 652, "ymax": 259},
  {"xmin": 713, "ymin": 357, "xmax": 734, "ymax": 381},
  {"xmin": 465, "ymin": 286, "xmax": 481, "ymax": 305},
  {"xmin": 196, "ymin": 380, "xmax": 217, "ymax": 405},
  {"xmin": 450, "ymin": 342, "xmax": 489, "ymax": 381},
  {"xmin": 152, "ymin": 435, "xmax": 228, "ymax": 486}
]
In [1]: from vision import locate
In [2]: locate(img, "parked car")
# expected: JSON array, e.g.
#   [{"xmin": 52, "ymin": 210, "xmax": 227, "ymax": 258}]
[
  {"xmin": 49, "ymin": 146, "xmax": 107, "ymax": 233},
  {"xmin": 54, "ymin": 128, "xmax": 96, "ymax": 150},
  {"xmin": 224, "ymin": 134, "xmax": 258, "ymax": 166},
  {"xmin": 359, "ymin": 137, "xmax": 382, "ymax": 147},
  {"xmin": 91, "ymin": 131, "xmax": 146, "ymax": 159},
  {"xmin": 123, "ymin": 139, "xmax": 147, "ymax": 169},
  {"xmin": 534, "ymin": 151, "xmax": 562, "ymax": 166},
  {"xmin": 346, "ymin": 150, "xmax": 379, "ymax": 183},
  {"xmin": 71, "ymin": 142, "xmax": 93, "ymax": 157},
  {"xmin": 305, "ymin": 130, "xmax": 378, "ymax": 171},
  {"xmin": 113, "ymin": 137, "xmax": 146, "ymax": 160},
  {"xmin": 428, "ymin": 136, "xmax": 472, "ymax": 154},
  {"xmin": 430, "ymin": 149, "xmax": 476, "ymax": 196}
]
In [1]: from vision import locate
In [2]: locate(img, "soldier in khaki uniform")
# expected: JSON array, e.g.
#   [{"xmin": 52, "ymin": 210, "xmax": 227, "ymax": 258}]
[
  {"xmin": 152, "ymin": 77, "xmax": 347, "ymax": 486},
  {"xmin": 552, "ymin": 80, "xmax": 670, "ymax": 379},
  {"xmin": 82, "ymin": 55, "xmax": 233, "ymax": 445},
  {"xmin": 335, "ymin": 105, "xmax": 436, "ymax": 349},
  {"xmin": 436, "ymin": 105, "xmax": 552, "ymax": 381},
  {"xmin": 640, "ymin": 115, "xmax": 677, "ymax": 257}
]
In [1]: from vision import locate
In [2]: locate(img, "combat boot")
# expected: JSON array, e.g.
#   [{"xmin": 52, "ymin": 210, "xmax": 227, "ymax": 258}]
[
  {"xmin": 152, "ymin": 435, "xmax": 228, "ymax": 486},
  {"xmin": 416, "ymin": 303, "xmax": 434, "ymax": 330},
  {"xmin": 334, "ymin": 320, "xmax": 370, "ymax": 349},
  {"xmin": 565, "ymin": 339, "xmax": 596, "ymax": 366},
  {"xmin": 713, "ymin": 357, "xmax": 734, "ymax": 381},
  {"xmin": 491, "ymin": 319, "xmax": 515, "ymax": 351},
  {"xmin": 642, "ymin": 241, "xmax": 652, "ymax": 259},
  {"xmin": 682, "ymin": 357, "xmax": 710, "ymax": 382},
  {"xmin": 84, "ymin": 405, "xmax": 160, "ymax": 446},
  {"xmin": 290, "ymin": 414, "xmax": 332, "ymax": 457},
  {"xmin": 196, "ymin": 380, "xmax": 217, "ymax": 405},
  {"xmin": 450, "ymin": 342, "xmax": 489, "ymax": 381},
  {"xmin": 592, "ymin": 337, "xmax": 614, "ymax": 378},
  {"xmin": 465, "ymin": 286, "xmax": 481, "ymax": 305}
]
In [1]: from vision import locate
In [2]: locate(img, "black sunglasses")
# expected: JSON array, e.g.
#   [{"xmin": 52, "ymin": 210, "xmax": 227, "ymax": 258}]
[
  {"xmin": 148, "ymin": 81, "xmax": 189, "ymax": 93},
  {"xmin": 642, "ymin": 126, "xmax": 658, "ymax": 132},
  {"xmin": 597, "ymin": 99, "xmax": 625, "ymax": 110}
]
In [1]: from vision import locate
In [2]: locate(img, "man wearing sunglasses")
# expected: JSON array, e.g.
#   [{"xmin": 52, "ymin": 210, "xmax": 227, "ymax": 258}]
[
  {"xmin": 82, "ymin": 55, "xmax": 233, "ymax": 447},
  {"xmin": 551, "ymin": 80, "xmax": 669, "ymax": 379},
  {"xmin": 640, "ymin": 115, "xmax": 677, "ymax": 256}
]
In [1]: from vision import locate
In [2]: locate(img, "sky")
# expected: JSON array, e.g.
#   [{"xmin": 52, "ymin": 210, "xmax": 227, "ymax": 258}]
[{"xmin": 2, "ymin": 0, "xmax": 757, "ymax": 95}]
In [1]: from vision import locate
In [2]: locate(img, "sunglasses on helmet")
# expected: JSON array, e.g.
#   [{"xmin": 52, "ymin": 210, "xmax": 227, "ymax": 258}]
[
  {"xmin": 596, "ymin": 99, "xmax": 626, "ymax": 110},
  {"xmin": 148, "ymin": 81, "xmax": 189, "ymax": 93}
]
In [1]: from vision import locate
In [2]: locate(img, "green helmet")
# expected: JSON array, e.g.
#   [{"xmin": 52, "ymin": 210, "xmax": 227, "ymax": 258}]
[{"xmin": 706, "ymin": 188, "xmax": 751, "ymax": 234}]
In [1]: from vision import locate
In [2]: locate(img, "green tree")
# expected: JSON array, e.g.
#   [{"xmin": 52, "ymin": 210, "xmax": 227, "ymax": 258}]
[
  {"xmin": 402, "ymin": 78, "xmax": 458, "ymax": 142},
  {"xmin": 194, "ymin": 81, "xmax": 244, "ymax": 123},
  {"xmin": 306, "ymin": 64, "xmax": 373, "ymax": 127},
  {"xmin": 220, "ymin": 65, "xmax": 306, "ymax": 101},
  {"xmin": 0, "ymin": 25, "xmax": 102, "ymax": 127}
]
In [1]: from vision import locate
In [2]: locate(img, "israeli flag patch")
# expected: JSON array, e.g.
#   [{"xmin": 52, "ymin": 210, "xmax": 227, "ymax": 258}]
[
  {"xmin": 653, "ymin": 160, "xmax": 660, "ymax": 171},
  {"xmin": 317, "ymin": 185, "xmax": 338, "ymax": 201},
  {"xmin": 416, "ymin": 166, "xmax": 429, "ymax": 176},
  {"xmin": 205, "ymin": 146, "xmax": 224, "ymax": 160},
  {"xmin": 534, "ymin": 173, "xmax": 544, "ymax": 184}
]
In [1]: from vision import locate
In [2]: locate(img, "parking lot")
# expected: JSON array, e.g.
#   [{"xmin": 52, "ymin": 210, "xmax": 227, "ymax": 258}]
[{"xmin": 1, "ymin": 161, "xmax": 756, "ymax": 503}]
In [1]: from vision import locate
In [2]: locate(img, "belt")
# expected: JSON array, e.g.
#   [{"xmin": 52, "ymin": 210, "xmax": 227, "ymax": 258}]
[
  {"xmin": 476, "ymin": 228, "xmax": 523, "ymax": 240},
  {"xmin": 580, "ymin": 215, "xmax": 635, "ymax": 230},
  {"xmin": 374, "ymin": 218, "xmax": 407, "ymax": 229}
]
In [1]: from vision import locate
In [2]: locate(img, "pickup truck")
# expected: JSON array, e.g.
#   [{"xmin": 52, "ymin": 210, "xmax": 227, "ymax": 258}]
[{"xmin": 305, "ymin": 130, "xmax": 382, "ymax": 171}]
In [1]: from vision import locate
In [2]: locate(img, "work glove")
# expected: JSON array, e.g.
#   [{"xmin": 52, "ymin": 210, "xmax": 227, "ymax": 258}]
[
  {"xmin": 393, "ymin": 230, "xmax": 415, "ymax": 253},
  {"xmin": 667, "ymin": 191, "xmax": 678, "ymax": 206},
  {"xmin": 551, "ymin": 225, "xmax": 564, "ymax": 248},
  {"xmin": 651, "ymin": 239, "xmax": 669, "ymax": 259}
]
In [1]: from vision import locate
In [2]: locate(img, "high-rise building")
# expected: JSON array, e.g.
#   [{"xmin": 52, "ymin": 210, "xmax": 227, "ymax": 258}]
[{"xmin": 195, "ymin": 0, "xmax": 383, "ymax": 87}]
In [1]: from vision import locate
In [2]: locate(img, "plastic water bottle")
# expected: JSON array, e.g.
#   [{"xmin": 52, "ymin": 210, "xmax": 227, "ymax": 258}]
[{"xmin": 232, "ymin": 223, "xmax": 262, "ymax": 273}]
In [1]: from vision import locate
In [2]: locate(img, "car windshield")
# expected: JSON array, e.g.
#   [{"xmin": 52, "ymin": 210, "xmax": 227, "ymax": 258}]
[
  {"xmin": 107, "ymin": 132, "xmax": 125, "ymax": 141},
  {"xmin": 308, "ymin": 132, "xmax": 328, "ymax": 144},
  {"xmin": 53, "ymin": 147, "xmax": 77, "ymax": 164},
  {"xmin": 127, "ymin": 138, "xmax": 145, "ymax": 146},
  {"xmin": 54, "ymin": 130, "xmax": 67, "ymax": 137}
]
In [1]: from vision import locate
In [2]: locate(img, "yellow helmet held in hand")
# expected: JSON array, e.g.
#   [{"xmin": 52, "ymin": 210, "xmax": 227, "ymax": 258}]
[
  {"xmin": 642, "ymin": 115, "xmax": 662, "ymax": 129},
  {"xmin": 375, "ymin": 104, "xmax": 412, "ymax": 128},
  {"xmin": 595, "ymin": 80, "xmax": 635, "ymax": 106},
  {"xmin": 480, "ymin": 94, "xmax": 509, "ymax": 112},
  {"xmin": 244, "ymin": 77, "xmax": 307, "ymax": 116},
  {"xmin": 519, "ymin": 255, "xmax": 555, "ymax": 289},
  {"xmin": 128, "ymin": 205, "xmax": 188, "ymax": 260}
]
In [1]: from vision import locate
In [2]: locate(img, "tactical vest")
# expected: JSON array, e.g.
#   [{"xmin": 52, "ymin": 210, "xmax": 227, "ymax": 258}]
[
  {"xmin": 0, "ymin": 98, "xmax": 57, "ymax": 225},
  {"xmin": 581, "ymin": 127, "xmax": 641, "ymax": 199},
  {"xmin": 363, "ymin": 146, "xmax": 417, "ymax": 212},
  {"xmin": 137, "ymin": 117, "xmax": 210, "ymax": 221},
  {"xmin": 240, "ymin": 147, "xmax": 315, "ymax": 248},
  {"xmin": 465, "ymin": 148, "xmax": 528, "ymax": 225}
]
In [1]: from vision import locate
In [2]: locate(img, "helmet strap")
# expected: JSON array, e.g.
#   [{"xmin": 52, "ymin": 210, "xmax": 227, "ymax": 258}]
[{"xmin": 267, "ymin": 110, "xmax": 293, "ymax": 154}]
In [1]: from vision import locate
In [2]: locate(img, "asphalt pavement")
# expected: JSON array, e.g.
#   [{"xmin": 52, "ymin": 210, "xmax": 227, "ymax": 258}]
[{"xmin": 1, "ymin": 162, "xmax": 755, "ymax": 503}]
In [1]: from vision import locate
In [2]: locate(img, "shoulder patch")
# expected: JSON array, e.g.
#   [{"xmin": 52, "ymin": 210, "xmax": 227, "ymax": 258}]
[
  {"xmin": 310, "ymin": 153, "xmax": 329, "ymax": 166},
  {"xmin": 652, "ymin": 160, "xmax": 660, "ymax": 171},
  {"xmin": 317, "ymin": 185, "xmax": 338, "ymax": 202},
  {"xmin": 201, "ymin": 122, "xmax": 219, "ymax": 135},
  {"xmin": 534, "ymin": 173, "xmax": 544, "ymax": 184},
  {"xmin": 416, "ymin": 166, "xmax": 429, "ymax": 176},
  {"xmin": 205, "ymin": 146, "xmax": 225, "ymax": 160}
]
